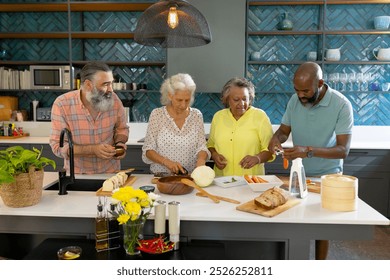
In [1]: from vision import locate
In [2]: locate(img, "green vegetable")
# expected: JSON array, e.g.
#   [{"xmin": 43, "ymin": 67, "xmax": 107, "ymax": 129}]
[
  {"xmin": 224, "ymin": 177, "xmax": 238, "ymax": 184},
  {"xmin": 0, "ymin": 146, "xmax": 56, "ymax": 185}
]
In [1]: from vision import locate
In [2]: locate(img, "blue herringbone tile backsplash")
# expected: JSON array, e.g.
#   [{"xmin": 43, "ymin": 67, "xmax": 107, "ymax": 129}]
[{"xmin": 1, "ymin": 0, "xmax": 389, "ymax": 125}]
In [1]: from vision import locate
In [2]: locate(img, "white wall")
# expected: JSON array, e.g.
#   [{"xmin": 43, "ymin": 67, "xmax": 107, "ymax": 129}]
[{"xmin": 167, "ymin": 0, "xmax": 246, "ymax": 92}]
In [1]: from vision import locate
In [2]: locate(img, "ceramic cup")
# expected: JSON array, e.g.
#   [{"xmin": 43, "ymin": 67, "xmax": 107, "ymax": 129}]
[
  {"xmin": 374, "ymin": 16, "xmax": 390, "ymax": 30},
  {"xmin": 307, "ymin": 51, "xmax": 317, "ymax": 61},
  {"xmin": 325, "ymin": 49, "xmax": 341, "ymax": 61},
  {"xmin": 250, "ymin": 51, "xmax": 261, "ymax": 61},
  {"xmin": 381, "ymin": 82, "xmax": 390, "ymax": 91}
]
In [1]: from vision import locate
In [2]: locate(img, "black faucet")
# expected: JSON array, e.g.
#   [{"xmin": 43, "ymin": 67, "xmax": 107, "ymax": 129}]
[{"xmin": 58, "ymin": 128, "xmax": 75, "ymax": 195}]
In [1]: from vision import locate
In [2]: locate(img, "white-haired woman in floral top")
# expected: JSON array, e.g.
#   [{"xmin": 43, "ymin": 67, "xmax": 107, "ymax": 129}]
[{"xmin": 142, "ymin": 73, "xmax": 210, "ymax": 175}]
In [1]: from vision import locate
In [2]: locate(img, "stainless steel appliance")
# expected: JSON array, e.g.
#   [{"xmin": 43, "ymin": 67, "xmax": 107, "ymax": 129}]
[
  {"xmin": 36, "ymin": 107, "xmax": 51, "ymax": 121},
  {"xmin": 30, "ymin": 65, "xmax": 74, "ymax": 90}
]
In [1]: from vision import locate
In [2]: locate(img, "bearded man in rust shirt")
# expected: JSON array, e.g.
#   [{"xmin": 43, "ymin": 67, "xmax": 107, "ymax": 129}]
[{"xmin": 50, "ymin": 61, "xmax": 129, "ymax": 174}]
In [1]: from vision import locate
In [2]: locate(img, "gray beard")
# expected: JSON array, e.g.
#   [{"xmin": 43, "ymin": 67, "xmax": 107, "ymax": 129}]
[{"xmin": 86, "ymin": 86, "xmax": 114, "ymax": 112}]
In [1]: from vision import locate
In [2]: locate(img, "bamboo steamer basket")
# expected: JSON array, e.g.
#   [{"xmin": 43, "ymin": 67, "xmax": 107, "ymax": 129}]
[{"xmin": 321, "ymin": 174, "xmax": 358, "ymax": 212}]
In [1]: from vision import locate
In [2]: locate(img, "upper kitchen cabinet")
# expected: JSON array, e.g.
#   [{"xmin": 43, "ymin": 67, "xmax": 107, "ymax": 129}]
[
  {"xmin": 247, "ymin": 0, "xmax": 390, "ymax": 94},
  {"xmin": 0, "ymin": 0, "xmax": 165, "ymax": 92}
]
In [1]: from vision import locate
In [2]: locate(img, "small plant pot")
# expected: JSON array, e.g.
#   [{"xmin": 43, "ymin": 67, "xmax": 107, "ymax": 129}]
[{"xmin": 0, "ymin": 169, "xmax": 44, "ymax": 207}]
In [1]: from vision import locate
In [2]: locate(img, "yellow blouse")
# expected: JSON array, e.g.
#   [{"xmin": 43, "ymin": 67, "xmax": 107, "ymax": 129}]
[{"xmin": 207, "ymin": 107, "xmax": 274, "ymax": 176}]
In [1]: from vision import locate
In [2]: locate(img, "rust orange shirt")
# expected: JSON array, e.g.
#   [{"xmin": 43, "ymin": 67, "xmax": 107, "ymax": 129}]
[{"xmin": 50, "ymin": 90, "xmax": 129, "ymax": 174}]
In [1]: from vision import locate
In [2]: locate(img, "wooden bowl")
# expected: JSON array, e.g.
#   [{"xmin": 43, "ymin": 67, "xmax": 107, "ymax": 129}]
[{"xmin": 156, "ymin": 176, "xmax": 194, "ymax": 195}]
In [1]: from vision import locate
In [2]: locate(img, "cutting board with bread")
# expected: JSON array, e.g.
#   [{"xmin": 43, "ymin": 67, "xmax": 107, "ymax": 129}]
[
  {"xmin": 236, "ymin": 187, "xmax": 301, "ymax": 217},
  {"xmin": 96, "ymin": 170, "xmax": 137, "ymax": 196}
]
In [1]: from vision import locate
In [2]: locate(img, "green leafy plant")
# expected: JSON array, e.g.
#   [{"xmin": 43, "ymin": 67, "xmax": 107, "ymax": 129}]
[{"xmin": 0, "ymin": 146, "xmax": 56, "ymax": 185}]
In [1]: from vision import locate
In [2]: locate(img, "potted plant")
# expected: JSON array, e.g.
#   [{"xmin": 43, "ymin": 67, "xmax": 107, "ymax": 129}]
[{"xmin": 0, "ymin": 145, "xmax": 56, "ymax": 208}]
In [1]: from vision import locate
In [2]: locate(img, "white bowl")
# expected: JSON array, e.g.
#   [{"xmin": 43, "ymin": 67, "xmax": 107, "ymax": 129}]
[
  {"xmin": 213, "ymin": 176, "xmax": 248, "ymax": 188},
  {"xmin": 247, "ymin": 175, "xmax": 284, "ymax": 192}
]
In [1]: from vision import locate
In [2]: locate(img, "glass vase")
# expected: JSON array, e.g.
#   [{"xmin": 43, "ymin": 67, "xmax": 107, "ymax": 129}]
[{"xmin": 122, "ymin": 221, "xmax": 145, "ymax": 256}]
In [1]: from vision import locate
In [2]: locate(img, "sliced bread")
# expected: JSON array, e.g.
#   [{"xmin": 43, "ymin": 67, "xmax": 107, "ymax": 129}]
[{"xmin": 254, "ymin": 187, "xmax": 289, "ymax": 209}]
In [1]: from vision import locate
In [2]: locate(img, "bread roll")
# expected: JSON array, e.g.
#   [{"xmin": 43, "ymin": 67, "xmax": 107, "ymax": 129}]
[
  {"xmin": 254, "ymin": 187, "xmax": 289, "ymax": 209},
  {"xmin": 102, "ymin": 172, "xmax": 129, "ymax": 192}
]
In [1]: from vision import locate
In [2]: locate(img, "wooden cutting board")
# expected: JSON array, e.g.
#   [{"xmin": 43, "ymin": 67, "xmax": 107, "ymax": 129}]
[
  {"xmin": 0, "ymin": 133, "xmax": 30, "ymax": 139},
  {"xmin": 96, "ymin": 175, "xmax": 137, "ymax": 196},
  {"xmin": 236, "ymin": 198, "xmax": 301, "ymax": 217}
]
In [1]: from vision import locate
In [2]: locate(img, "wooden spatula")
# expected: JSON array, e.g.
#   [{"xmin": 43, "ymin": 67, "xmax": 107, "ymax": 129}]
[
  {"xmin": 196, "ymin": 192, "xmax": 240, "ymax": 204},
  {"xmin": 181, "ymin": 178, "xmax": 220, "ymax": 203}
]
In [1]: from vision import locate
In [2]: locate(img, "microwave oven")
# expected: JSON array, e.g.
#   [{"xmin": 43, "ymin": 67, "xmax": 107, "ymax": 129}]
[{"xmin": 30, "ymin": 65, "xmax": 74, "ymax": 90}]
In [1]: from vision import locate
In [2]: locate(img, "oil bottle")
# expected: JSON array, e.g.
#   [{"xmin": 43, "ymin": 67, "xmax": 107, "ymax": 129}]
[
  {"xmin": 95, "ymin": 200, "xmax": 108, "ymax": 251},
  {"xmin": 108, "ymin": 203, "xmax": 120, "ymax": 249}
]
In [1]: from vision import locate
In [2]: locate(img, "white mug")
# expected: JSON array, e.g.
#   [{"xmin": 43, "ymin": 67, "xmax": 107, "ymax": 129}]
[
  {"xmin": 374, "ymin": 16, "xmax": 390, "ymax": 30},
  {"xmin": 325, "ymin": 48, "xmax": 341, "ymax": 61},
  {"xmin": 381, "ymin": 82, "xmax": 390, "ymax": 91}
]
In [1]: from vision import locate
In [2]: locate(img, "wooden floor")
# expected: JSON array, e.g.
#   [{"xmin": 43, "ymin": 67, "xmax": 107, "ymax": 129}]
[{"xmin": 310, "ymin": 225, "xmax": 390, "ymax": 260}]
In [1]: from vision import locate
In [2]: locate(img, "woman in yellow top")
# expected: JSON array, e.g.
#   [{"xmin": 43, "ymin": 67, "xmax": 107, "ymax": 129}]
[{"xmin": 207, "ymin": 77, "xmax": 274, "ymax": 176}]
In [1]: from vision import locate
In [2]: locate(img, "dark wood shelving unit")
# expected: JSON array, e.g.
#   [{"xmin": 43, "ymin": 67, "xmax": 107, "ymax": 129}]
[
  {"xmin": 247, "ymin": 0, "xmax": 390, "ymax": 74},
  {"xmin": 0, "ymin": 1, "xmax": 166, "ymax": 91},
  {"xmin": 248, "ymin": 61, "xmax": 390, "ymax": 65},
  {"xmin": 0, "ymin": 32, "xmax": 136, "ymax": 39},
  {"xmin": 0, "ymin": 2, "xmax": 151, "ymax": 12}
]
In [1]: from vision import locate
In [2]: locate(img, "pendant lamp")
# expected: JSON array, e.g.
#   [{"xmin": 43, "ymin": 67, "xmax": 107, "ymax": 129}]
[{"xmin": 134, "ymin": 0, "xmax": 212, "ymax": 48}]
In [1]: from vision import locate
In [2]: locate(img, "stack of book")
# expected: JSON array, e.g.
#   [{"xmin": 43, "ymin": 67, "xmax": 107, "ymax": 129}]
[{"xmin": 0, "ymin": 67, "xmax": 30, "ymax": 89}]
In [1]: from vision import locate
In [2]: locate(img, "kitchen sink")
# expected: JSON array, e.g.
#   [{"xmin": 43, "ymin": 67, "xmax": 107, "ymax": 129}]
[{"xmin": 45, "ymin": 179, "xmax": 105, "ymax": 192}]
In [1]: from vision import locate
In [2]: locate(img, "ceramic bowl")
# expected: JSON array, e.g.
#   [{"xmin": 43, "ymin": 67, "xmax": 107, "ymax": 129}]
[
  {"xmin": 57, "ymin": 246, "xmax": 82, "ymax": 260},
  {"xmin": 156, "ymin": 176, "xmax": 194, "ymax": 195},
  {"xmin": 374, "ymin": 16, "xmax": 390, "ymax": 30},
  {"xmin": 114, "ymin": 146, "xmax": 125, "ymax": 157}
]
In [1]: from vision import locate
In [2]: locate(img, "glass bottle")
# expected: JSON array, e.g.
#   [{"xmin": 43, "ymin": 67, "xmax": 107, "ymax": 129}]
[
  {"xmin": 108, "ymin": 203, "xmax": 120, "ymax": 249},
  {"xmin": 95, "ymin": 203, "xmax": 108, "ymax": 251}
]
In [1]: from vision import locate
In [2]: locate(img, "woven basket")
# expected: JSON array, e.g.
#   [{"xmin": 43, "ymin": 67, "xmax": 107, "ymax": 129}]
[{"xmin": 0, "ymin": 168, "xmax": 44, "ymax": 208}]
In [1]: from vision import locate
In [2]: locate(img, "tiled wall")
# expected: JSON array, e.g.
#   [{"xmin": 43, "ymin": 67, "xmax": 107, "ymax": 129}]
[{"xmin": 1, "ymin": 0, "xmax": 389, "ymax": 125}]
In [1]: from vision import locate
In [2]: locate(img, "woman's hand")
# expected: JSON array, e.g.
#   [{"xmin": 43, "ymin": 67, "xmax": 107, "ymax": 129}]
[
  {"xmin": 212, "ymin": 153, "xmax": 227, "ymax": 170},
  {"xmin": 163, "ymin": 159, "xmax": 187, "ymax": 175},
  {"xmin": 239, "ymin": 155, "xmax": 260, "ymax": 169}
]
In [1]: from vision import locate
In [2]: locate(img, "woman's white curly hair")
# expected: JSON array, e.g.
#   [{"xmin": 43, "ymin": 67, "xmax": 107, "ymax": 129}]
[{"xmin": 160, "ymin": 73, "xmax": 196, "ymax": 105}]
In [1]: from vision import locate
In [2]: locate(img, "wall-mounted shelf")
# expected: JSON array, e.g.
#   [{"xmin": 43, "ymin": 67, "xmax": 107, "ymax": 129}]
[
  {"xmin": 246, "ymin": 0, "xmax": 390, "ymax": 91},
  {"xmin": 0, "ymin": 1, "xmax": 166, "ymax": 93},
  {"xmin": 248, "ymin": 61, "xmax": 390, "ymax": 65},
  {"xmin": 0, "ymin": 32, "xmax": 136, "ymax": 39},
  {"xmin": 0, "ymin": 3, "xmax": 151, "ymax": 12}
]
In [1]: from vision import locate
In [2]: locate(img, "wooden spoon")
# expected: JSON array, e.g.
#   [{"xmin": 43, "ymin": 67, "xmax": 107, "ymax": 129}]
[
  {"xmin": 181, "ymin": 178, "xmax": 220, "ymax": 203},
  {"xmin": 196, "ymin": 192, "xmax": 240, "ymax": 204}
]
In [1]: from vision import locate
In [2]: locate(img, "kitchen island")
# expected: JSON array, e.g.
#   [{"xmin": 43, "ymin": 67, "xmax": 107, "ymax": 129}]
[{"xmin": 0, "ymin": 172, "xmax": 388, "ymax": 260}]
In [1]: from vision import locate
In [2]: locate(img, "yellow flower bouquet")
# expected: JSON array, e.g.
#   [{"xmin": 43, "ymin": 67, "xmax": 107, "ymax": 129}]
[{"xmin": 111, "ymin": 186, "xmax": 159, "ymax": 255}]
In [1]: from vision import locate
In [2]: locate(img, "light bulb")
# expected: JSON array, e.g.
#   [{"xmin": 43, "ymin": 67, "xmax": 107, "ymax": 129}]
[{"xmin": 167, "ymin": 7, "xmax": 179, "ymax": 29}]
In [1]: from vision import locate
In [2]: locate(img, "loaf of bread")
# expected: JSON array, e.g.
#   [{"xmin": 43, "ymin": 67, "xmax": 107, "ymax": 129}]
[
  {"xmin": 102, "ymin": 172, "xmax": 128, "ymax": 192},
  {"xmin": 254, "ymin": 187, "xmax": 289, "ymax": 209}
]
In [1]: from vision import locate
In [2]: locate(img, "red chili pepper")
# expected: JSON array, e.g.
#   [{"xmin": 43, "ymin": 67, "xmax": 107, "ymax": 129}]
[{"xmin": 137, "ymin": 236, "xmax": 174, "ymax": 254}]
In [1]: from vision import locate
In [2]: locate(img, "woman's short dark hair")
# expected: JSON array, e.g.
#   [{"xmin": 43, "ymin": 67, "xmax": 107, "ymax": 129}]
[{"xmin": 221, "ymin": 77, "xmax": 255, "ymax": 107}]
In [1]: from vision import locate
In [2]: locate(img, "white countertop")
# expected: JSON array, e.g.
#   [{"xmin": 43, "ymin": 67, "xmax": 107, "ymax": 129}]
[
  {"xmin": 1, "ymin": 122, "xmax": 390, "ymax": 149},
  {"xmin": 1, "ymin": 172, "xmax": 388, "ymax": 226}
]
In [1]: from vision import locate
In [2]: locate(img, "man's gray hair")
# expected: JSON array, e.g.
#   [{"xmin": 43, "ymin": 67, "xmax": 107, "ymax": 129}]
[{"xmin": 80, "ymin": 61, "xmax": 112, "ymax": 83}]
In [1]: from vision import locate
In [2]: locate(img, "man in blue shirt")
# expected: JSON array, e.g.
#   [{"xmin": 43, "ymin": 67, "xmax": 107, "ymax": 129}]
[{"xmin": 268, "ymin": 62, "xmax": 353, "ymax": 259}]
